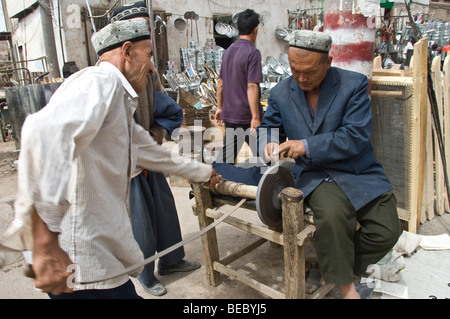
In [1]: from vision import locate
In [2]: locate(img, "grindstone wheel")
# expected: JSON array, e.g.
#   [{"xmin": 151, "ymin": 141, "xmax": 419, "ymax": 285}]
[{"xmin": 256, "ymin": 164, "xmax": 295, "ymax": 226}]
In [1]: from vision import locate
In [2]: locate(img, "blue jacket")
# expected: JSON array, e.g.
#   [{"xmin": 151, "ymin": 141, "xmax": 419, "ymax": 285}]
[
  {"xmin": 153, "ymin": 91, "xmax": 183, "ymax": 135},
  {"xmin": 258, "ymin": 67, "xmax": 393, "ymax": 211}
]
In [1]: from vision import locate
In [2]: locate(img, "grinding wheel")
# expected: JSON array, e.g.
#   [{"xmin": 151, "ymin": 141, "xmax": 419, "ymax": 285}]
[{"xmin": 256, "ymin": 163, "xmax": 295, "ymax": 226}]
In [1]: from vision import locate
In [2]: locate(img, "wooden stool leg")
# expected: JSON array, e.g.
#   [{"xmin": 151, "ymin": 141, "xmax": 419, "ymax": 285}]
[
  {"xmin": 281, "ymin": 187, "xmax": 305, "ymax": 299},
  {"xmin": 268, "ymin": 225, "xmax": 282, "ymax": 248},
  {"xmin": 192, "ymin": 183, "xmax": 222, "ymax": 286}
]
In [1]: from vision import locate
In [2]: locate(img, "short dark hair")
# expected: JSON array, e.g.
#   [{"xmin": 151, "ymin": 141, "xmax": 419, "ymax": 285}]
[{"xmin": 237, "ymin": 9, "xmax": 260, "ymax": 35}]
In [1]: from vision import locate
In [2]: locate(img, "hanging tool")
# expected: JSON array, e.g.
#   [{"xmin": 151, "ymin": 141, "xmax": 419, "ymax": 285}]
[
  {"xmin": 194, "ymin": 13, "xmax": 200, "ymax": 44},
  {"xmin": 184, "ymin": 11, "xmax": 191, "ymax": 47}
]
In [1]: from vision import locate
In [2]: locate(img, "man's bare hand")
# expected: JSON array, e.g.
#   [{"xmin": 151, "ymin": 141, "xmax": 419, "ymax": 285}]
[
  {"xmin": 31, "ymin": 210, "xmax": 74, "ymax": 295},
  {"xmin": 208, "ymin": 168, "xmax": 222, "ymax": 187},
  {"xmin": 152, "ymin": 135, "xmax": 163, "ymax": 145},
  {"xmin": 250, "ymin": 118, "xmax": 261, "ymax": 135},
  {"xmin": 264, "ymin": 142, "xmax": 279, "ymax": 162},
  {"xmin": 214, "ymin": 109, "xmax": 223, "ymax": 126},
  {"xmin": 32, "ymin": 246, "xmax": 75, "ymax": 295},
  {"xmin": 277, "ymin": 140, "xmax": 306, "ymax": 159}
]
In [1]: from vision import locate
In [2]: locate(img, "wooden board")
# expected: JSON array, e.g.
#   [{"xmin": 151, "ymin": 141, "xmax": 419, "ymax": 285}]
[
  {"xmin": 411, "ymin": 38, "xmax": 429, "ymax": 232},
  {"xmin": 443, "ymin": 56, "xmax": 450, "ymax": 214}
]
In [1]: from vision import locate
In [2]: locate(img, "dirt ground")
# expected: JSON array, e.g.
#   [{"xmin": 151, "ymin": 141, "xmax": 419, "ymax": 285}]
[{"xmin": 0, "ymin": 139, "xmax": 449, "ymax": 300}]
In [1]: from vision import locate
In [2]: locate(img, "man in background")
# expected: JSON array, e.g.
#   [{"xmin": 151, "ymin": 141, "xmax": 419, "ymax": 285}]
[{"xmin": 214, "ymin": 9, "xmax": 263, "ymax": 164}]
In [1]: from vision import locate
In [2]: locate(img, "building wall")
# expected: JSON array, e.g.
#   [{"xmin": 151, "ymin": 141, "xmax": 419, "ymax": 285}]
[
  {"xmin": 4, "ymin": 0, "xmax": 440, "ymax": 79},
  {"xmin": 149, "ymin": 0, "xmax": 323, "ymax": 67},
  {"xmin": 5, "ymin": 0, "xmax": 36, "ymax": 17},
  {"xmin": 4, "ymin": 0, "xmax": 113, "ymax": 77},
  {"xmin": 8, "ymin": 5, "xmax": 46, "ymax": 72},
  {"xmin": 429, "ymin": 0, "xmax": 450, "ymax": 21},
  {"xmin": 50, "ymin": 0, "xmax": 112, "ymax": 72}
]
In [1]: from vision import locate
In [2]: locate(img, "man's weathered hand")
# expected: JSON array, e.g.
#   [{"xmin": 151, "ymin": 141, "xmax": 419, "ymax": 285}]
[
  {"xmin": 208, "ymin": 169, "xmax": 222, "ymax": 187},
  {"xmin": 250, "ymin": 118, "xmax": 261, "ymax": 135},
  {"xmin": 277, "ymin": 140, "xmax": 306, "ymax": 159},
  {"xmin": 264, "ymin": 142, "xmax": 280, "ymax": 162},
  {"xmin": 31, "ymin": 210, "xmax": 74, "ymax": 295},
  {"xmin": 214, "ymin": 109, "xmax": 223, "ymax": 126},
  {"xmin": 32, "ymin": 246, "xmax": 75, "ymax": 295}
]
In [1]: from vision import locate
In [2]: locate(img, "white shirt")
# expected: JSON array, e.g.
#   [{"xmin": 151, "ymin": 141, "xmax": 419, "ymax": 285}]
[{"xmin": 4, "ymin": 62, "xmax": 212, "ymax": 290}]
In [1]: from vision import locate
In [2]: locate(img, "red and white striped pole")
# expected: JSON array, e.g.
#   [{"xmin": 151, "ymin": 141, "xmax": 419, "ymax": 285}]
[{"xmin": 323, "ymin": 0, "xmax": 379, "ymax": 91}]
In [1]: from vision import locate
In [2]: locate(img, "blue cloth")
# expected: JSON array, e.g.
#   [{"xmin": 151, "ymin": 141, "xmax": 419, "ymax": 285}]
[
  {"xmin": 129, "ymin": 171, "xmax": 184, "ymax": 286},
  {"xmin": 153, "ymin": 91, "xmax": 183, "ymax": 135},
  {"xmin": 127, "ymin": 92, "xmax": 184, "ymax": 287},
  {"xmin": 258, "ymin": 67, "xmax": 393, "ymax": 211},
  {"xmin": 212, "ymin": 162, "xmax": 263, "ymax": 186}
]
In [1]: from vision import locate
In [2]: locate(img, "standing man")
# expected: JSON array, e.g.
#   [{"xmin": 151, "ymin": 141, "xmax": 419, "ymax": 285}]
[
  {"xmin": 258, "ymin": 30, "xmax": 402, "ymax": 299},
  {"xmin": 2, "ymin": 18, "xmax": 221, "ymax": 299},
  {"xmin": 111, "ymin": 2, "xmax": 200, "ymax": 297},
  {"xmin": 214, "ymin": 9, "xmax": 263, "ymax": 164}
]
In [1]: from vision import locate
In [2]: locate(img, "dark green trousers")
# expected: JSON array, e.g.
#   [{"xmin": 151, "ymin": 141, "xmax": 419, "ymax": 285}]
[{"xmin": 305, "ymin": 181, "xmax": 403, "ymax": 286}]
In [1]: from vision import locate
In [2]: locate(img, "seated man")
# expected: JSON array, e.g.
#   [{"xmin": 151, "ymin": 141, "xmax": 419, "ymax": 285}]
[{"xmin": 258, "ymin": 30, "xmax": 402, "ymax": 299}]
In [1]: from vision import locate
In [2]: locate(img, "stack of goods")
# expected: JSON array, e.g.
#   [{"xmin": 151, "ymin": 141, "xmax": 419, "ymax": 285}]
[{"xmin": 177, "ymin": 88, "xmax": 212, "ymax": 127}]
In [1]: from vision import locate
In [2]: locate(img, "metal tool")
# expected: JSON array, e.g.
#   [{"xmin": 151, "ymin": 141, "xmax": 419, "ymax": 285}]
[
  {"xmin": 23, "ymin": 198, "xmax": 247, "ymax": 285},
  {"xmin": 174, "ymin": 17, "xmax": 187, "ymax": 32}
]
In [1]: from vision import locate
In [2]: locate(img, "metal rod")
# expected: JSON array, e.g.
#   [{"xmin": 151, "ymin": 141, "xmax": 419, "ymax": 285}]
[
  {"xmin": 147, "ymin": 0, "xmax": 158, "ymax": 65},
  {"xmin": 427, "ymin": 64, "xmax": 450, "ymax": 205},
  {"xmin": 78, "ymin": 198, "xmax": 247, "ymax": 285},
  {"xmin": 85, "ymin": 0, "xmax": 96, "ymax": 33}
]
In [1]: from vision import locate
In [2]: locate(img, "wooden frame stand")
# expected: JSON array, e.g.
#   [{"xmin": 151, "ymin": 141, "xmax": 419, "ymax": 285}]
[{"xmin": 192, "ymin": 183, "xmax": 335, "ymax": 299}]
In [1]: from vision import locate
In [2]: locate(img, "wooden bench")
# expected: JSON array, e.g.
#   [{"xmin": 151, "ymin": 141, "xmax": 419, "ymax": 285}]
[{"xmin": 191, "ymin": 183, "xmax": 335, "ymax": 299}]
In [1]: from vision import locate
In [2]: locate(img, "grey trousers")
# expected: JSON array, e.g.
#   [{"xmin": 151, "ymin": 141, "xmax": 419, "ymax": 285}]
[{"xmin": 305, "ymin": 181, "xmax": 403, "ymax": 286}]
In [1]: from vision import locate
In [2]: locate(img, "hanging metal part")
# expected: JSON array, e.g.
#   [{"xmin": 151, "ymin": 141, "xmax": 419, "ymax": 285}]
[
  {"xmin": 85, "ymin": 0, "xmax": 97, "ymax": 33},
  {"xmin": 174, "ymin": 17, "xmax": 187, "ymax": 31},
  {"xmin": 193, "ymin": 13, "xmax": 199, "ymax": 43},
  {"xmin": 154, "ymin": 15, "xmax": 166, "ymax": 35}
]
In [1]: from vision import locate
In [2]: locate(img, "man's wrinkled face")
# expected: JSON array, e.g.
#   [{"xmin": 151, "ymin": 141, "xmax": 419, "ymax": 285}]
[
  {"xmin": 126, "ymin": 39, "xmax": 155, "ymax": 93},
  {"xmin": 288, "ymin": 47, "xmax": 332, "ymax": 92}
]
